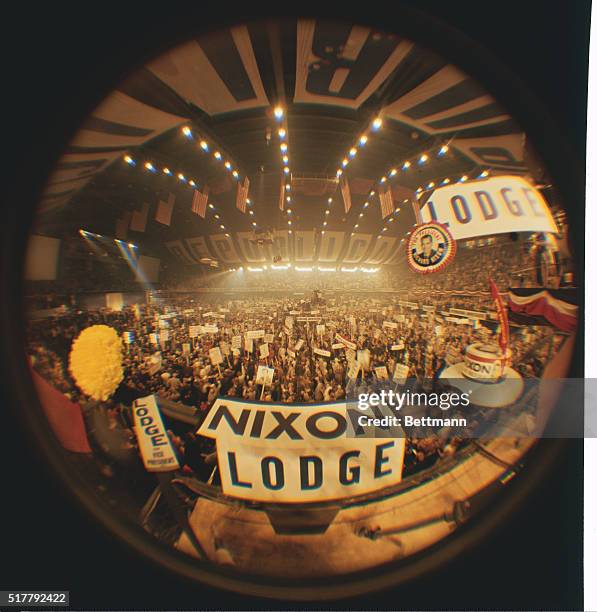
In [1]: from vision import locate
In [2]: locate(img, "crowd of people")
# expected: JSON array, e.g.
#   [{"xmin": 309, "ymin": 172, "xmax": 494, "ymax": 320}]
[{"xmin": 27, "ymin": 282, "xmax": 561, "ymax": 484}]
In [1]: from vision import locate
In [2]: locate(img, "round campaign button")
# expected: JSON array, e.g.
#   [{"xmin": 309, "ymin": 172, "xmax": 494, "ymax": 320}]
[{"xmin": 406, "ymin": 221, "xmax": 457, "ymax": 274}]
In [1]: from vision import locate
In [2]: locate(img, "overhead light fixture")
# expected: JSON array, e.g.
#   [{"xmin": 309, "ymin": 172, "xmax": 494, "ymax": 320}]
[
  {"xmin": 124, "ymin": 155, "xmax": 135, "ymax": 165},
  {"xmin": 182, "ymin": 126, "xmax": 192, "ymax": 137},
  {"xmin": 144, "ymin": 161, "xmax": 155, "ymax": 172},
  {"xmin": 274, "ymin": 106, "xmax": 284, "ymax": 120},
  {"xmin": 460, "ymin": 175, "xmax": 468, "ymax": 182},
  {"xmin": 359, "ymin": 135, "xmax": 368, "ymax": 146},
  {"xmin": 439, "ymin": 144, "xmax": 449, "ymax": 156},
  {"xmin": 214, "ymin": 151, "xmax": 222, "ymax": 160},
  {"xmin": 402, "ymin": 161, "xmax": 411, "ymax": 170},
  {"xmin": 390, "ymin": 168, "xmax": 397, "ymax": 176},
  {"xmin": 278, "ymin": 128, "xmax": 286, "ymax": 138},
  {"xmin": 419, "ymin": 154, "xmax": 428, "ymax": 164},
  {"xmin": 372, "ymin": 117, "xmax": 382, "ymax": 130},
  {"xmin": 284, "ymin": 167, "xmax": 290, "ymax": 174},
  {"xmin": 163, "ymin": 167, "xmax": 171, "ymax": 175},
  {"xmin": 280, "ymin": 143, "xmax": 288, "ymax": 153},
  {"xmin": 200, "ymin": 140, "xmax": 209, "ymax": 151},
  {"xmin": 224, "ymin": 161, "xmax": 231, "ymax": 170},
  {"xmin": 282, "ymin": 155, "xmax": 289, "ymax": 163},
  {"xmin": 349, "ymin": 147, "xmax": 357, "ymax": 157},
  {"xmin": 189, "ymin": 180, "xmax": 196, "ymax": 187}
]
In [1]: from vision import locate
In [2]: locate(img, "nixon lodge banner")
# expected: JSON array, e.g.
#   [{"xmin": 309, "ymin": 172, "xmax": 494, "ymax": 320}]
[{"xmin": 198, "ymin": 398, "xmax": 406, "ymax": 503}]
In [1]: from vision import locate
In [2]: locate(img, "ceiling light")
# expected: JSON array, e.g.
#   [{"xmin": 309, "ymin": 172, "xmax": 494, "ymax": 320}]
[
  {"xmin": 359, "ymin": 135, "xmax": 368, "ymax": 146},
  {"xmin": 419, "ymin": 154, "xmax": 428, "ymax": 164},
  {"xmin": 372, "ymin": 117, "xmax": 382, "ymax": 130},
  {"xmin": 280, "ymin": 143, "xmax": 288, "ymax": 153},
  {"xmin": 278, "ymin": 128, "xmax": 286, "ymax": 138},
  {"xmin": 182, "ymin": 126, "xmax": 192, "ymax": 137},
  {"xmin": 349, "ymin": 147, "xmax": 357, "ymax": 157},
  {"xmin": 402, "ymin": 161, "xmax": 411, "ymax": 170},
  {"xmin": 200, "ymin": 140, "xmax": 209, "ymax": 151},
  {"xmin": 274, "ymin": 106, "xmax": 284, "ymax": 120},
  {"xmin": 214, "ymin": 151, "xmax": 222, "ymax": 160}
]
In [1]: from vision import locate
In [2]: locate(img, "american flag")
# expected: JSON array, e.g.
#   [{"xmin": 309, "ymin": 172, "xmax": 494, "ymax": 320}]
[
  {"xmin": 191, "ymin": 187, "xmax": 209, "ymax": 218},
  {"xmin": 236, "ymin": 176, "xmax": 250, "ymax": 213},
  {"xmin": 379, "ymin": 187, "xmax": 394, "ymax": 218},
  {"xmin": 340, "ymin": 175, "xmax": 352, "ymax": 213},
  {"xmin": 279, "ymin": 174, "xmax": 286, "ymax": 211},
  {"xmin": 155, "ymin": 192, "xmax": 175, "ymax": 226}
]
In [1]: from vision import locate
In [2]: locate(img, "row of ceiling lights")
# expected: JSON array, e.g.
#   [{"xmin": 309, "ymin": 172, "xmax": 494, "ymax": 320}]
[
  {"xmin": 273, "ymin": 106, "xmax": 293, "ymax": 225},
  {"xmin": 335, "ymin": 115, "xmax": 383, "ymax": 178}
]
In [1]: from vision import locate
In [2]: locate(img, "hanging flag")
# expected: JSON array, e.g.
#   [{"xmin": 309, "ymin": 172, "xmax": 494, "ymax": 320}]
[
  {"xmin": 489, "ymin": 278, "xmax": 510, "ymax": 355},
  {"xmin": 155, "ymin": 193, "xmax": 175, "ymax": 226},
  {"xmin": 236, "ymin": 176, "xmax": 250, "ymax": 213},
  {"xmin": 379, "ymin": 187, "xmax": 394, "ymax": 218},
  {"xmin": 115, "ymin": 211, "xmax": 131, "ymax": 240},
  {"xmin": 191, "ymin": 187, "xmax": 209, "ymax": 218},
  {"xmin": 130, "ymin": 202, "xmax": 150, "ymax": 232},
  {"xmin": 279, "ymin": 174, "xmax": 286, "ymax": 211},
  {"xmin": 340, "ymin": 175, "xmax": 352, "ymax": 213}
]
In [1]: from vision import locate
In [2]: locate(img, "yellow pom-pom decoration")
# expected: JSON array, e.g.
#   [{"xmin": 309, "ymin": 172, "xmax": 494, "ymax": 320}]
[{"xmin": 69, "ymin": 325, "xmax": 124, "ymax": 401}]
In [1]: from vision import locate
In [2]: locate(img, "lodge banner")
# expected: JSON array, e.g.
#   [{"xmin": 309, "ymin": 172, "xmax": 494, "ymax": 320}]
[
  {"xmin": 419, "ymin": 175, "xmax": 557, "ymax": 240},
  {"xmin": 198, "ymin": 398, "xmax": 406, "ymax": 503},
  {"xmin": 132, "ymin": 395, "xmax": 180, "ymax": 472}
]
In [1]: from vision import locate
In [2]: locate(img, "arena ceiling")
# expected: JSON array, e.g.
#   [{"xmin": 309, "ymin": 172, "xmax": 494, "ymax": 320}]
[{"xmin": 35, "ymin": 19, "xmax": 534, "ymax": 266}]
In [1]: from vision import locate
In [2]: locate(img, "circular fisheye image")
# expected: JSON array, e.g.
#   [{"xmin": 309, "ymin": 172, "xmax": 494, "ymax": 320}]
[{"xmin": 21, "ymin": 18, "xmax": 578, "ymax": 599}]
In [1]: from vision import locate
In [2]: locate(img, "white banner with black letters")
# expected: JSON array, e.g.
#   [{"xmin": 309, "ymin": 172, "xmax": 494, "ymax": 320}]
[
  {"xmin": 198, "ymin": 398, "xmax": 405, "ymax": 503},
  {"xmin": 419, "ymin": 175, "xmax": 557, "ymax": 240}
]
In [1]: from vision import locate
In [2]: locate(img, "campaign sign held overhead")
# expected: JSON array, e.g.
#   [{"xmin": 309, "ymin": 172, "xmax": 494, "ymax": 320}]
[{"xmin": 198, "ymin": 398, "xmax": 405, "ymax": 503}]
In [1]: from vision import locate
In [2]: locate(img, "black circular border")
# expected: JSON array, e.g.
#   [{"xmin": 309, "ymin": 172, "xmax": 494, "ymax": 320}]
[{"xmin": 0, "ymin": 7, "xmax": 584, "ymax": 602}]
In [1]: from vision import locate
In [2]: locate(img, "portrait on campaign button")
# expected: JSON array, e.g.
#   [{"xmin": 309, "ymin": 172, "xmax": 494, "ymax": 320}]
[{"xmin": 407, "ymin": 221, "xmax": 456, "ymax": 274}]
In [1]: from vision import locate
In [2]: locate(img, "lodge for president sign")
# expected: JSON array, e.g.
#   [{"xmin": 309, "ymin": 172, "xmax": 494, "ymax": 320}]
[
  {"xmin": 419, "ymin": 175, "xmax": 557, "ymax": 240},
  {"xmin": 198, "ymin": 398, "xmax": 405, "ymax": 503}
]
